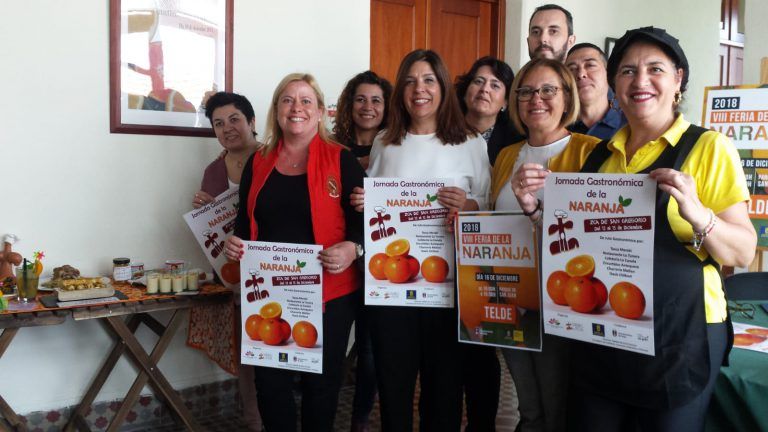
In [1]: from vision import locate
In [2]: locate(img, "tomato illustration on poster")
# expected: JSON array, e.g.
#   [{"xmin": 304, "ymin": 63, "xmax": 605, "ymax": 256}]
[
  {"xmin": 363, "ymin": 178, "xmax": 455, "ymax": 307},
  {"xmin": 240, "ymin": 241, "xmax": 323, "ymax": 374},
  {"xmin": 455, "ymin": 212, "xmax": 541, "ymax": 350},
  {"xmin": 542, "ymin": 173, "xmax": 656, "ymax": 355}
]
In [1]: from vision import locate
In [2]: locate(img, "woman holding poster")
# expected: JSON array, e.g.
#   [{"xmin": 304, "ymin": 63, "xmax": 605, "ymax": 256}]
[
  {"xmin": 224, "ymin": 73, "xmax": 365, "ymax": 432},
  {"xmin": 351, "ymin": 49, "xmax": 490, "ymax": 431},
  {"xmin": 517, "ymin": 28, "xmax": 756, "ymax": 431},
  {"xmin": 491, "ymin": 57, "xmax": 599, "ymax": 432}
]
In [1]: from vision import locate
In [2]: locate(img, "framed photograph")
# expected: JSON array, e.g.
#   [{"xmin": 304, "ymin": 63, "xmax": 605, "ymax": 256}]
[
  {"xmin": 110, "ymin": 0, "xmax": 233, "ymax": 136},
  {"xmin": 605, "ymin": 37, "xmax": 618, "ymax": 58}
]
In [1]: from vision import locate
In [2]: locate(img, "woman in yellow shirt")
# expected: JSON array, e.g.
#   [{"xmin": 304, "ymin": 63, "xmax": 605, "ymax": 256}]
[{"xmin": 519, "ymin": 27, "xmax": 756, "ymax": 431}]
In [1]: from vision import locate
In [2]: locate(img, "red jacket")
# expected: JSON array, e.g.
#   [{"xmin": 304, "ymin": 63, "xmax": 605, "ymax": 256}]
[{"xmin": 246, "ymin": 134, "xmax": 359, "ymax": 303}]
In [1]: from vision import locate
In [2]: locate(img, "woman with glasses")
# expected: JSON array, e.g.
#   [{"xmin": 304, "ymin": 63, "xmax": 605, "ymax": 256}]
[{"xmin": 490, "ymin": 57, "xmax": 599, "ymax": 432}]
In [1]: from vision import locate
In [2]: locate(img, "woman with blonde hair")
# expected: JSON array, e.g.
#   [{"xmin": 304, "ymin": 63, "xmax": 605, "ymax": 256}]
[
  {"xmin": 492, "ymin": 57, "xmax": 599, "ymax": 432},
  {"xmin": 224, "ymin": 73, "xmax": 365, "ymax": 432}
]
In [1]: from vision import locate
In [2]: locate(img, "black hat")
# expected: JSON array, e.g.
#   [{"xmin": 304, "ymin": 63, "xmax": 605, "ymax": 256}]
[{"xmin": 606, "ymin": 27, "xmax": 688, "ymax": 92}]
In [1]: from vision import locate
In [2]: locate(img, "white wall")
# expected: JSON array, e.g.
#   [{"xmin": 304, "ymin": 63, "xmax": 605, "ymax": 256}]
[
  {"xmin": 0, "ymin": 0, "xmax": 368, "ymax": 413},
  {"xmin": 744, "ymin": 0, "xmax": 768, "ymax": 85},
  {"xmin": 505, "ymin": 0, "xmax": 720, "ymax": 124}
]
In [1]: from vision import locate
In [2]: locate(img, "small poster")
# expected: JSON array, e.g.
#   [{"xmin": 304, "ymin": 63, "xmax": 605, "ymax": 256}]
[
  {"xmin": 732, "ymin": 322, "xmax": 768, "ymax": 354},
  {"xmin": 455, "ymin": 212, "xmax": 541, "ymax": 350},
  {"xmin": 183, "ymin": 188, "xmax": 241, "ymax": 289},
  {"xmin": 239, "ymin": 241, "xmax": 323, "ymax": 374},
  {"xmin": 702, "ymin": 85, "xmax": 768, "ymax": 245},
  {"xmin": 542, "ymin": 173, "xmax": 656, "ymax": 355},
  {"xmin": 363, "ymin": 178, "xmax": 455, "ymax": 307}
]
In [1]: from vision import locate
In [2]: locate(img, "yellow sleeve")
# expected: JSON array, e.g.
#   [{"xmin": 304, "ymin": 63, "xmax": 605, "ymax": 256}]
[{"xmin": 548, "ymin": 133, "xmax": 602, "ymax": 173}]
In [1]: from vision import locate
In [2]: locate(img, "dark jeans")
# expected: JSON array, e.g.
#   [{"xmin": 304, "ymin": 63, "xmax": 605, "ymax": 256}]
[
  {"xmin": 461, "ymin": 344, "xmax": 500, "ymax": 432},
  {"xmin": 253, "ymin": 292, "xmax": 356, "ymax": 432},
  {"xmin": 572, "ymin": 322, "xmax": 728, "ymax": 432},
  {"xmin": 368, "ymin": 305, "xmax": 463, "ymax": 432},
  {"xmin": 351, "ymin": 298, "xmax": 378, "ymax": 424},
  {"xmin": 502, "ymin": 333, "xmax": 570, "ymax": 432}
]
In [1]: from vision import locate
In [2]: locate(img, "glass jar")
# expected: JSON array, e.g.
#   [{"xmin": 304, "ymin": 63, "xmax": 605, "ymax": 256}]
[{"xmin": 112, "ymin": 258, "xmax": 131, "ymax": 281}]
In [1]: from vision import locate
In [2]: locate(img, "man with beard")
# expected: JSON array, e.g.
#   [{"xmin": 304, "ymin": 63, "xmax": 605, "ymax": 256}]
[
  {"xmin": 565, "ymin": 43, "xmax": 626, "ymax": 139},
  {"xmin": 527, "ymin": 4, "xmax": 575, "ymax": 63}
]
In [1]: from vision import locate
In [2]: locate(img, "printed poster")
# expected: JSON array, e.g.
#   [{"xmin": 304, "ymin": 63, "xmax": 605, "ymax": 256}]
[
  {"xmin": 240, "ymin": 241, "xmax": 323, "ymax": 374},
  {"xmin": 455, "ymin": 212, "xmax": 541, "ymax": 350},
  {"xmin": 732, "ymin": 322, "xmax": 768, "ymax": 354},
  {"xmin": 183, "ymin": 188, "xmax": 240, "ymax": 289},
  {"xmin": 702, "ymin": 85, "xmax": 768, "ymax": 246},
  {"xmin": 363, "ymin": 178, "xmax": 455, "ymax": 307},
  {"xmin": 542, "ymin": 173, "xmax": 656, "ymax": 355}
]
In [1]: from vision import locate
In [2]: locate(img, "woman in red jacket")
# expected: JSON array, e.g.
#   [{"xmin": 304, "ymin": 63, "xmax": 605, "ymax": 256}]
[{"xmin": 224, "ymin": 73, "xmax": 365, "ymax": 432}]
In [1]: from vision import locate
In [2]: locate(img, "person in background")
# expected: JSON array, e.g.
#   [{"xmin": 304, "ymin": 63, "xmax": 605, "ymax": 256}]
[
  {"xmin": 456, "ymin": 56, "xmax": 525, "ymax": 166},
  {"xmin": 191, "ymin": 91, "xmax": 262, "ymax": 432},
  {"xmin": 350, "ymin": 49, "xmax": 490, "ymax": 431},
  {"xmin": 224, "ymin": 73, "xmax": 365, "ymax": 432},
  {"xmin": 524, "ymin": 27, "xmax": 756, "ymax": 431},
  {"xmin": 333, "ymin": 70, "xmax": 392, "ymax": 432},
  {"xmin": 492, "ymin": 58, "xmax": 599, "ymax": 432},
  {"xmin": 565, "ymin": 43, "xmax": 626, "ymax": 139},
  {"xmin": 333, "ymin": 71, "xmax": 393, "ymax": 171},
  {"xmin": 527, "ymin": 4, "xmax": 575, "ymax": 62},
  {"xmin": 453, "ymin": 55, "xmax": 523, "ymax": 431}
]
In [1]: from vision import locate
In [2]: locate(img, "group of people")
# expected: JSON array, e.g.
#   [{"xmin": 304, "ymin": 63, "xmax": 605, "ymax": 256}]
[{"xmin": 191, "ymin": 4, "xmax": 756, "ymax": 432}]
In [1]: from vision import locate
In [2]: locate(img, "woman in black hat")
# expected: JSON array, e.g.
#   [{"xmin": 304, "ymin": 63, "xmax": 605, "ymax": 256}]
[{"xmin": 516, "ymin": 27, "xmax": 756, "ymax": 431}]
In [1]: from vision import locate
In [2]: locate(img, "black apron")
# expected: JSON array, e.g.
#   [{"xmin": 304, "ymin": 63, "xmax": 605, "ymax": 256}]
[{"xmin": 572, "ymin": 124, "xmax": 723, "ymax": 409}]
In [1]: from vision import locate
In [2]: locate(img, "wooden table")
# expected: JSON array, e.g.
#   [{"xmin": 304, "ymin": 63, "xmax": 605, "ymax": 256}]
[{"xmin": 0, "ymin": 285, "xmax": 232, "ymax": 432}]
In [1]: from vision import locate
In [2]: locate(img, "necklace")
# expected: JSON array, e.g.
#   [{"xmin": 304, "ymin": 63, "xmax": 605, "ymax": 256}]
[
  {"xmin": 280, "ymin": 150, "xmax": 306, "ymax": 168},
  {"xmin": 226, "ymin": 151, "xmax": 248, "ymax": 168}
]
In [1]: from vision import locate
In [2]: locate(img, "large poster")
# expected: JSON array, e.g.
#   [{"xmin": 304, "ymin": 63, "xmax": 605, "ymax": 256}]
[
  {"xmin": 702, "ymin": 85, "xmax": 768, "ymax": 245},
  {"xmin": 363, "ymin": 178, "xmax": 455, "ymax": 307},
  {"xmin": 455, "ymin": 212, "xmax": 541, "ymax": 350},
  {"xmin": 541, "ymin": 173, "xmax": 656, "ymax": 355},
  {"xmin": 240, "ymin": 241, "xmax": 323, "ymax": 374},
  {"xmin": 183, "ymin": 188, "xmax": 240, "ymax": 289}
]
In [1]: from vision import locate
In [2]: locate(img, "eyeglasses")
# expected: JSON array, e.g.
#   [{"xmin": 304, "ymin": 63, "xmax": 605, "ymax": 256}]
[
  {"xmin": 728, "ymin": 302, "xmax": 756, "ymax": 320},
  {"xmin": 515, "ymin": 85, "xmax": 560, "ymax": 101}
]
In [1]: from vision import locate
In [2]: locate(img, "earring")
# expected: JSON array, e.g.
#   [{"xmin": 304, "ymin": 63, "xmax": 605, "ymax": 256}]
[
  {"xmin": 673, "ymin": 91, "xmax": 682, "ymax": 105},
  {"xmin": 500, "ymin": 106, "xmax": 506, "ymax": 113}
]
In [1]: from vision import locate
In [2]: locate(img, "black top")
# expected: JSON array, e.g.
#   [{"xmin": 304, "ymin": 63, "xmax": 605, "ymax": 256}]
[
  {"xmin": 347, "ymin": 141, "xmax": 373, "ymax": 159},
  {"xmin": 486, "ymin": 118, "xmax": 525, "ymax": 166},
  {"xmin": 234, "ymin": 148, "xmax": 365, "ymax": 246}
]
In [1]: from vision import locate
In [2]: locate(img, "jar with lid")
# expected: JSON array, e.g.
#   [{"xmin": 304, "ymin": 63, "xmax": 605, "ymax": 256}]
[{"xmin": 113, "ymin": 258, "xmax": 132, "ymax": 281}]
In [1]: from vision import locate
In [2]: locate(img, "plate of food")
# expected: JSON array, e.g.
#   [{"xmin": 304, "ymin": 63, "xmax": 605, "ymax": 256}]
[{"xmin": 54, "ymin": 277, "xmax": 114, "ymax": 302}]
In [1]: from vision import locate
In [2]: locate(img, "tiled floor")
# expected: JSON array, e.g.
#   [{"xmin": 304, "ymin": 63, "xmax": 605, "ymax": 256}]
[{"xmin": 146, "ymin": 351, "xmax": 520, "ymax": 431}]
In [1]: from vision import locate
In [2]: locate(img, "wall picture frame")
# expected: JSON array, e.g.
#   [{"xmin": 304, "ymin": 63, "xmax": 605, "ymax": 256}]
[{"xmin": 110, "ymin": 0, "xmax": 233, "ymax": 137}]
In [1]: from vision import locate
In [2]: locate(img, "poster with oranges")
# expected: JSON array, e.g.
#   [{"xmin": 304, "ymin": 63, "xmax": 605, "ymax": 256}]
[
  {"xmin": 701, "ymin": 86, "xmax": 768, "ymax": 246},
  {"xmin": 363, "ymin": 177, "xmax": 455, "ymax": 307},
  {"xmin": 455, "ymin": 212, "xmax": 541, "ymax": 350},
  {"xmin": 541, "ymin": 173, "xmax": 656, "ymax": 355},
  {"xmin": 183, "ymin": 187, "xmax": 240, "ymax": 290},
  {"xmin": 732, "ymin": 322, "xmax": 768, "ymax": 353},
  {"xmin": 239, "ymin": 241, "xmax": 323, "ymax": 374}
]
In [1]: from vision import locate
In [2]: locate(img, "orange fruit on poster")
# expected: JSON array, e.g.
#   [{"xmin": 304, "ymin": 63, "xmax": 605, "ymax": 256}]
[
  {"xmin": 383, "ymin": 256, "xmax": 411, "ymax": 283},
  {"xmin": 734, "ymin": 333, "xmax": 766, "ymax": 346},
  {"xmin": 564, "ymin": 277, "xmax": 599, "ymax": 313},
  {"xmin": 368, "ymin": 253, "xmax": 389, "ymax": 280},
  {"xmin": 546, "ymin": 271, "xmax": 570, "ymax": 305},
  {"xmin": 292, "ymin": 321, "xmax": 318, "ymax": 348},
  {"xmin": 258, "ymin": 319, "xmax": 284, "ymax": 345},
  {"xmin": 565, "ymin": 255, "xmax": 595, "ymax": 278},
  {"xmin": 746, "ymin": 328, "xmax": 768, "ymax": 337},
  {"xmin": 609, "ymin": 282, "xmax": 646, "ymax": 319},
  {"xmin": 260, "ymin": 302, "xmax": 282, "ymax": 320},
  {"xmin": 244, "ymin": 314, "xmax": 263, "ymax": 341},
  {"xmin": 220, "ymin": 261, "xmax": 241, "ymax": 284},
  {"xmin": 406, "ymin": 255, "xmax": 420, "ymax": 280},
  {"xmin": 421, "ymin": 256, "xmax": 449, "ymax": 283},
  {"xmin": 592, "ymin": 277, "xmax": 607, "ymax": 309},
  {"xmin": 458, "ymin": 265, "xmax": 487, "ymax": 331},
  {"xmin": 385, "ymin": 239, "xmax": 410, "ymax": 257},
  {"xmin": 492, "ymin": 266, "xmax": 540, "ymax": 311},
  {"xmin": 278, "ymin": 318, "xmax": 292, "ymax": 343}
]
